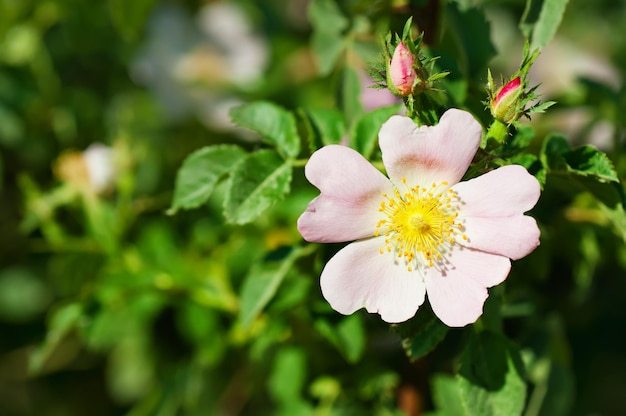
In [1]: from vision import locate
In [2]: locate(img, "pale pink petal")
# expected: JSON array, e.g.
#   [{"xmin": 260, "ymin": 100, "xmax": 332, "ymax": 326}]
[
  {"xmin": 424, "ymin": 248, "xmax": 510, "ymax": 327},
  {"xmin": 379, "ymin": 109, "xmax": 482, "ymax": 187},
  {"xmin": 320, "ymin": 237, "xmax": 426, "ymax": 323},
  {"xmin": 298, "ymin": 145, "xmax": 393, "ymax": 243},
  {"xmin": 459, "ymin": 215, "xmax": 540, "ymax": 260},
  {"xmin": 453, "ymin": 165, "xmax": 541, "ymax": 217}
]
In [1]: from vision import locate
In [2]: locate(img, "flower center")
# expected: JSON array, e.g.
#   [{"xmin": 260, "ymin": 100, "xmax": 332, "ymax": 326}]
[{"xmin": 374, "ymin": 179, "xmax": 467, "ymax": 271}]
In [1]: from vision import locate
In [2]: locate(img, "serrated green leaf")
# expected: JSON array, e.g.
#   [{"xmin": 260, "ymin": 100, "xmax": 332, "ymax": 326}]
[
  {"xmin": 457, "ymin": 331, "xmax": 527, "ymax": 416},
  {"xmin": 528, "ymin": 100, "xmax": 556, "ymax": 114},
  {"xmin": 239, "ymin": 247, "xmax": 308, "ymax": 328},
  {"xmin": 350, "ymin": 105, "xmax": 402, "ymax": 159},
  {"xmin": 304, "ymin": 108, "xmax": 346, "ymax": 147},
  {"xmin": 541, "ymin": 134, "xmax": 624, "ymax": 207},
  {"xmin": 540, "ymin": 134, "xmax": 569, "ymax": 168},
  {"xmin": 230, "ymin": 102, "xmax": 300, "ymax": 159},
  {"xmin": 522, "ymin": 0, "xmax": 570, "ymax": 50},
  {"xmin": 224, "ymin": 150, "xmax": 292, "ymax": 224},
  {"xmin": 563, "ymin": 146, "xmax": 620, "ymax": 183},
  {"xmin": 169, "ymin": 145, "xmax": 246, "ymax": 213}
]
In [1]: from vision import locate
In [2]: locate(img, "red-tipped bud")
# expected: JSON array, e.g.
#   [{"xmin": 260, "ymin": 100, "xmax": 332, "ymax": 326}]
[
  {"xmin": 388, "ymin": 42, "xmax": 417, "ymax": 96},
  {"xmin": 491, "ymin": 77, "xmax": 522, "ymax": 123}
]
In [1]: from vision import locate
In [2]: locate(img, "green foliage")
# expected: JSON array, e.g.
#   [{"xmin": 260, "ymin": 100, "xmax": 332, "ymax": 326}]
[
  {"xmin": 445, "ymin": 2, "xmax": 496, "ymax": 79},
  {"xmin": 350, "ymin": 104, "xmax": 403, "ymax": 158},
  {"xmin": 521, "ymin": 0, "xmax": 571, "ymax": 50},
  {"xmin": 541, "ymin": 134, "xmax": 624, "ymax": 207},
  {"xmin": 108, "ymin": 0, "xmax": 158, "ymax": 41},
  {"xmin": 393, "ymin": 304, "xmax": 449, "ymax": 362},
  {"xmin": 239, "ymin": 246, "xmax": 313, "ymax": 328},
  {"xmin": 302, "ymin": 107, "xmax": 346, "ymax": 148},
  {"xmin": 223, "ymin": 150, "xmax": 293, "ymax": 224},
  {"xmin": 3, "ymin": 0, "xmax": 626, "ymax": 415},
  {"xmin": 230, "ymin": 102, "xmax": 301, "ymax": 159},
  {"xmin": 431, "ymin": 375, "xmax": 466, "ymax": 416},
  {"xmin": 308, "ymin": 0, "xmax": 349, "ymax": 76},
  {"xmin": 169, "ymin": 145, "xmax": 246, "ymax": 213},
  {"xmin": 457, "ymin": 331, "xmax": 527, "ymax": 416},
  {"xmin": 315, "ymin": 314, "xmax": 366, "ymax": 363},
  {"xmin": 268, "ymin": 347, "xmax": 311, "ymax": 413},
  {"xmin": 338, "ymin": 65, "xmax": 365, "ymax": 127}
]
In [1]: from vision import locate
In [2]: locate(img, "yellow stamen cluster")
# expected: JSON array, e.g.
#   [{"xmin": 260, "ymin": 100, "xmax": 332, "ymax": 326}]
[{"xmin": 374, "ymin": 179, "xmax": 467, "ymax": 271}]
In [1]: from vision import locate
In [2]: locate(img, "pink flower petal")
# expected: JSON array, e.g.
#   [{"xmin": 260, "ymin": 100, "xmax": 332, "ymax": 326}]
[
  {"xmin": 320, "ymin": 237, "xmax": 426, "ymax": 323},
  {"xmin": 424, "ymin": 248, "xmax": 510, "ymax": 327},
  {"xmin": 379, "ymin": 109, "xmax": 482, "ymax": 187},
  {"xmin": 453, "ymin": 165, "xmax": 541, "ymax": 217},
  {"xmin": 298, "ymin": 145, "xmax": 393, "ymax": 243},
  {"xmin": 460, "ymin": 215, "xmax": 540, "ymax": 260}
]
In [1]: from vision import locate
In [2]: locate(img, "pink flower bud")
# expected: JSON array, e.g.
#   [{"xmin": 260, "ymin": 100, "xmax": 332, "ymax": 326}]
[
  {"xmin": 388, "ymin": 42, "xmax": 416, "ymax": 96},
  {"xmin": 491, "ymin": 77, "xmax": 522, "ymax": 123}
]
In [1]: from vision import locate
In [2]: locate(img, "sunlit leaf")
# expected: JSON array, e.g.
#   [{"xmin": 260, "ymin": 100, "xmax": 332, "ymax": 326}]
[
  {"xmin": 230, "ymin": 102, "xmax": 300, "ymax": 159},
  {"xmin": 223, "ymin": 150, "xmax": 292, "ymax": 224},
  {"xmin": 169, "ymin": 145, "xmax": 246, "ymax": 213}
]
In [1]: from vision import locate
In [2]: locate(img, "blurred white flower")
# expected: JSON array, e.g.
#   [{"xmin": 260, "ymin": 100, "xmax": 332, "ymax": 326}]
[
  {"xmin": 54, "ymin": 143, "xmax": 116, "ymax": 194},
  {"xmin": 195, "ymin": 2, "xmax": 267, "ymax": 85},
  {"xmin": 83, "ymin": 143, "xmax": 116, "ymax": 194},
  {"xmin": 131, "ymin": 2, "xmax": 268, "ymax": 131}
]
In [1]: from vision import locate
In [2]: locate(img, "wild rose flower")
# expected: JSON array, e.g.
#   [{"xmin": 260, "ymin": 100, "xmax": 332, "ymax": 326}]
[{"xmin": 297, "ymin": 109, "xmax": 540, "ymax": 327}]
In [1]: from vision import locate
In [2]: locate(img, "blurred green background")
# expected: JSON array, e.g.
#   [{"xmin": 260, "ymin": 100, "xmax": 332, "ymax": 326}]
[{"xmin": 0, "ymin": 0, "xmax": 625, "ymax": 415}]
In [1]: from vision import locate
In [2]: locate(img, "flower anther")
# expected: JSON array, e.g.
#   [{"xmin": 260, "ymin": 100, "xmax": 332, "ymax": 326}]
[{"xmin": 376, "ymin": 180, "xmax": 466, "ymax": 271}]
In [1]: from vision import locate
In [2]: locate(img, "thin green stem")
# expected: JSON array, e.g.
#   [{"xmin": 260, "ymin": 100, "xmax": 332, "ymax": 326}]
[{"xmin": 291, "ymin": 159, "xmax": 309, "ymax": 168}]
